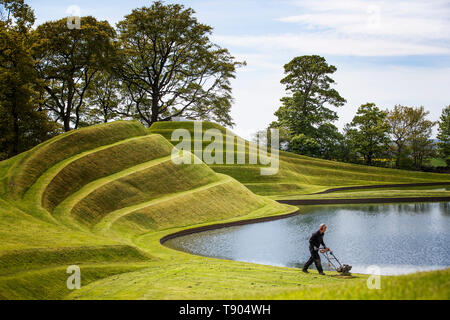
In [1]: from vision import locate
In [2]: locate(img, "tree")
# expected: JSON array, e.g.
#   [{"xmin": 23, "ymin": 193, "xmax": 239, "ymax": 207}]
[
  {"xmin": 289, "ymin": 134, "xmax": 320, "ymax": 157},
  {"xmin": 81, "ymin": 72, "xmax": 122, "ymax": 125},
  {"xmin": 314, "ymin": 123, "xmax": 344, "ymax": 160},
  {"xmin": 387, "ymin": 105, "xmax": 417, "ymax": 168},
  {"xmin": 437, "ymin": 105, "xmax": 450, "ymax": 165},
  {"xmin": 32, "ymin": 16, "xmax": 116, "ymax": 131},
  {"xmin": 387, "ymin": 105, "xmax": 436, "ymax": 169},
  {"xmin": 407, "ymin": 106, "xmax": 435, "ymax": 169},
  {"xmin": 115, "ymin": 1, "xmax": 243, "ymax": 127},
  {"xmin": 0, "ymin": 0, "xmax": 58, "ymax": 159},
  {"xmin": 346, "ymin": 103, "xmax": 390, "ymax": 166},
  {"xmin": 272, "ymin": 55, "xmax": 346, "ymax": 159},
  {"xmin": 339, "ymin": 124, "xmax": 358, "ymax": 163}
]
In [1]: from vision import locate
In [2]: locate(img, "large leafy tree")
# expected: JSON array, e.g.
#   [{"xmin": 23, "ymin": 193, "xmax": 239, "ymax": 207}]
[
  {"xmin": 32, "ymin": 16, "xmax": 116, "ymax": 131},
  {"xmin": 437, "ymin": 105, "xmax": 450, "ymax": 165},
  {"xmin": 387, "ymin": 105, "xmax": 417, "ymax": 167},
  {"xmin": 81, "ymin": 72, "xmax": 123, "ymax": 125},
  {"xmin": 0, "ymin": 0, "xmax": 58, "ymax": 159},
  {"xmin": 339, "ymin": 124, "xmax": 359, "ymax": 163},
  {"xmin": 272, "ymin": 55, "xmax": 346, "ymax": 159},
  {"xmin": 346, "ymin": 103, "xmax": 390, "ymax": 166},
  {"xmin": 115, "ymin": 1, "xmax": 243, "ymax": 127},
  {"xmin": 387, "ymin": 105, "xmax": 436, "ymax": 168},
  {"xmin": 407, "ymin": 106, "xmax": 436, "ymax": 169}
]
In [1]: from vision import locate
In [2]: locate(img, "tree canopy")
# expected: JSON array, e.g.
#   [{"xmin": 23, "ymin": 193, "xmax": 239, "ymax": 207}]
[
  {"xmin": 387, "ymin": 105, "xmax": 419, "ymax": 167},
  {"xmin": 387, "ymin": 105, "xmax": 436, "ymax": 168},
  {"xmin": 272, "ymin": 55, "xmax": 346, "ymax": 159},
  {"xmin": 0, "ymin": 0, "xmax": 58, "ymax": 159},
  {"xmin": 115, "ymin": 1, "xmax": 243, "ymax": 127},
  {"xmin": 437, "ymin": 105, "xmax": 450, "ymax": 163},
  {"xmin": 345, "ymin": 103, "xmax": 390, "ymax": 166},
  {"xmin": 32, "ymin": 16, "xmax": 116, "ymax": 131}
]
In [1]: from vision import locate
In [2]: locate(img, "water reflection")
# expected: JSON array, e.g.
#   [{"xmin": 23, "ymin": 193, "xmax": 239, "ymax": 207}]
[
  {"xmin": 166, "ymin": 202, "xmax": 450, "ymax": 275},
  {"xmin": 440, "ymin": 202, "xmax": 450, "ymax": 215},
  {"xmin": 335, "ymin": 203, "xmax": 434, "ymax": 215}
]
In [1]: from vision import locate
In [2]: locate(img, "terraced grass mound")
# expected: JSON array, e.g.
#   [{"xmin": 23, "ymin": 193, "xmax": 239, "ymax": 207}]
[
  {"xmin": 107, "ymin": 176, "xmax": 268, "ymax": 238},
  {"xmin": 0, "ymin": 120, "xmax": 293, "ymax": 299},
  {"xmin": 42, "ymin": 134, "xmax": 174, "ymax": 211},
  {"xmin": 149, "ymin": 121, "xmax": 450, "ymax": 196},
  {"xmin": 5, "ymin": 121, "xmax": 148, "ymax": 198},
  {"xmin": 68, "ymin": 159, "xmax": 220, "ymax": 227}
]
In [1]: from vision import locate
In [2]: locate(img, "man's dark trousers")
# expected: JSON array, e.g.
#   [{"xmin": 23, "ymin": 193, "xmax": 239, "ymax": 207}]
[{"xmin": 303, "ymin": 246, "xmax": 323, "ymax": 273}]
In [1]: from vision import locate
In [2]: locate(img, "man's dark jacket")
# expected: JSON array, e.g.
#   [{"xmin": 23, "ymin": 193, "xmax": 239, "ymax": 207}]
[{"xmin": 309, "ymin": 230, "xmax": 326, "ymax": 250}]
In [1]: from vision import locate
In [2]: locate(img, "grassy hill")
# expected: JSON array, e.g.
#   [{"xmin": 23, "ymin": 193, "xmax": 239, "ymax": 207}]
[
  {"xmin": 0, "ymin": 120, "xmax": 294, "ymax": 299},
  {"xmin": 0, "ymin": 120, "xmax": 448, "ymax": 299},
  {"xmin": 149, "ymin": 121, "xmax": 450, "ymax": 197}
]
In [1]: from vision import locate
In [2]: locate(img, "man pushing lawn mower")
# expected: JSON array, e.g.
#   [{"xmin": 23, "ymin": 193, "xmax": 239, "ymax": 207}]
[
  {"xmin": 302, "ymin": 223, "xmax": 329, "ymax": 275},
  {"xmin": 302, "ymin": 223, "xmax": 352, "ymax": 276}
]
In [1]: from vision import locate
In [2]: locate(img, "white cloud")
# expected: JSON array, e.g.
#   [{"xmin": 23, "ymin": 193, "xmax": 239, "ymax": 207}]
[
  {"xmin": 334, "ymin": 66, "xmax": 450, "ymax": 128},
  {"xmin": 230, "ymin": 69, "xmax": 285, "ymax": 140},
  {"xmin": 214, "ymin": 0, "xmax": 450, "ymax": 57},
  {"xmin": 278, "ymin": 12, "xmax": 448, "ymax": 40},
  {"xmin": 277, "ymin": 0, "xmax": 450, "ymax": 54},
  {"xmin": 214, "ymin": 33, "xmax": 450, "ymax": 56},
  {"xmin": 230, "ymin": 64, "xmax": 450, "ymax": 138}
]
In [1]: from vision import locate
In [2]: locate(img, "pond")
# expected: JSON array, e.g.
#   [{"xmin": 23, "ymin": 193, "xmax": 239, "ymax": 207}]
[{"xmin": 165, "ymin": 202, "xmax": 450, "ymax": 275}]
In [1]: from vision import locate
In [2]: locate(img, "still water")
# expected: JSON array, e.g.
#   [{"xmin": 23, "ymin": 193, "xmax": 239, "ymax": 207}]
[{"xmin": 165, "ymin": 202, "xmax": 450, "ymax": 275}]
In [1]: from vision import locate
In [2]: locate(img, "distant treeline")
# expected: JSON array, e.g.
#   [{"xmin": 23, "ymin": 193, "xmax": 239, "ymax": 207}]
[{"xmin": 262, "ymin": 55, "xmax": 450, "ymax": 171}]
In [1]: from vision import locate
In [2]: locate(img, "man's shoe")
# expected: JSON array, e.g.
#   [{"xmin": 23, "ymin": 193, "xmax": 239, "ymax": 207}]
[
  {"xmin": 302, "ymin": 269, "xmax": 309, "ymax": 273},
  {"xmin": 319, "ymin": 272, "xmax": 325, "ymax": 275}
]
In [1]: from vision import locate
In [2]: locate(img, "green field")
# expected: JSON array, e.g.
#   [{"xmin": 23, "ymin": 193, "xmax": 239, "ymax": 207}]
[{"xmin": 0, "ymin": 120, "xmax": 448, "ymax": 299}]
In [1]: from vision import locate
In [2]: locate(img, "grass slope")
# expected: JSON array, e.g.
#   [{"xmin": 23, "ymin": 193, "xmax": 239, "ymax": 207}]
[
  {"xmin": 0, "ymin": 120, "xmax": 297, "ymax": 299},
  {"xmin": 149, "ymin": 121, "xmax": 450, "ymax": 197},
  {"xmin": 0, "ymin": 120, "xmax": 448, "ymax": 300},
  {"xmin": 263, "ymin": 269, "xmax": 450, "ymax": 300}
]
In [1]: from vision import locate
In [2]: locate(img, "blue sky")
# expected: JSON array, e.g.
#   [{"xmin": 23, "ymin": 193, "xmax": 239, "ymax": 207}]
[{"xmin": 30, "ymin": 0, "xmax": 450, "ymax": 138}]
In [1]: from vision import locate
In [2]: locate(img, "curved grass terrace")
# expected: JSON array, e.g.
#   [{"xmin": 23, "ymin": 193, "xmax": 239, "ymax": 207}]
[{"xmin": 0, "ymin": 120, "xmax": 449, "ymax": 300}]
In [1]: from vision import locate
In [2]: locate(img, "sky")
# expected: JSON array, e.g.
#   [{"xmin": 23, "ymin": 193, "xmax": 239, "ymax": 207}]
[{"xmin": 29, "ymin": 0, "xmax": 450, "ymax": 139}]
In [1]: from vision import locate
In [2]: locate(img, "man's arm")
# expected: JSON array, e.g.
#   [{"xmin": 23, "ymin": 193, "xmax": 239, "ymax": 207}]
[
  {"xmin": 321, "ymin": 236, "xmax": 327, "ymax": 249},
  {"xmin": 319, "ymin": 237, "xmax": 330, "ymax": 253}
]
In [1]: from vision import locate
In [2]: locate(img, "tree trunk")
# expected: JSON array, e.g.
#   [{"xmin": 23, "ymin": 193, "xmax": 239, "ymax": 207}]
[
  {"xmin": 63, "ymin": 116, "xmax": 71, "ymax": 132},
  {"xmin": 366, "ymin": 155, "xmax": 372, "ymax": 166},
  {"xmin": 151, "ymin": 93, "xmax": 159, "ymax": 125},
  {"xmin": 395, "ymin": 143, "xmax": 404, "ymax": 168}
]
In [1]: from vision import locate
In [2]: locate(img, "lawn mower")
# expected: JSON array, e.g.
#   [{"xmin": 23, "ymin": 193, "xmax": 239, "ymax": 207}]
[{"xmin": 320, "ymin": 248, "xmax": 352, "ymax": 275}]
